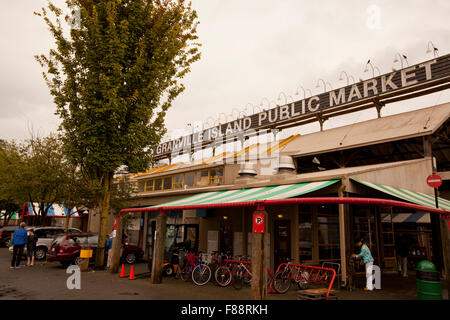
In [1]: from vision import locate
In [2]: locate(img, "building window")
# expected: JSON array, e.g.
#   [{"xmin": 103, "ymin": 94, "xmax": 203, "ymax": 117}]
[
  {"xmin": 196, "ymin": 170, "xmax": 209, "ymax": 186},
  {"xmin": 317, "ymin": 204, "xmax": 340, "ymax": 263},
  {"xmin": 138, "ymin": 181, "xmax": 145, "ymax": 193},
  {"xmin": 163, "ymin": 176, "xmax": 173, "ymax": 190},
  {"xmin": 173, "ymin": 174, "xmax": 183, "ymax": 189},
  {"xmin": 145, "ymin": 180, "xmax": 154, "ymax": 192},
  {"xmin": 299, "ymin": 211, "xmax": 313, "ymax": 262},
  {"xmin": 154, "ymin": 178, "xmax": 162, "ymax": 191},
  {"xmin": 209, "ymin": 167, "xmax": 223, "ymax": 185},
  {"xmin": 185, "ymin": 172, "xmax": 195, "ymax": 187}
]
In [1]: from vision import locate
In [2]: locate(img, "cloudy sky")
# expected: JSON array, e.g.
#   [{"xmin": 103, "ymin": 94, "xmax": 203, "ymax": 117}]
[{"xmin": 1, "ymin": 0, "xmax": 449, "ymax": 145}]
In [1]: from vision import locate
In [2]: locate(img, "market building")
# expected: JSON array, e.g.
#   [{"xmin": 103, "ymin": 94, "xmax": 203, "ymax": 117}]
[{"xmin": 102, "ymin": 53, "xmax": 450, "ymax": 296}]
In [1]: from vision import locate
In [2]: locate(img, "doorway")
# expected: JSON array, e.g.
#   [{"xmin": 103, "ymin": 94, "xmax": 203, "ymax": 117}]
[{"xmin": 274, "ymin": 220, "xmax": 291, "ymax": 266}]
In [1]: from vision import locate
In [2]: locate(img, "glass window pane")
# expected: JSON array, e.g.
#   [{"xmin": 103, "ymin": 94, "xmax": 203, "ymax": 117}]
[
  {"xmin": 173, "ymin": 174, "xmax": 183, "ymax": 189},
  {"xmin": 145, "ymin": 180, "xmax": 153, "ymax": 192},
  {"xmin": 299, "ymin": 213, "xmax": 313, "ymax": 261},
  {"xmin": 318, "ymin": 228, "xmax": 340, "ymax": 244},
  {"xmin": 209, "ymin": 167, "xmax": 223, "ymax": 184},
  {"xmin": 319, "ymin": 245, "xmax": 340, "ymax": 261},
  {"xmin": 154, "ymin": 178, "xmax": 162, "ymax": 191},
  {"xmin": 163, "ymin": 177, "xmax": 172, "ymax": 190},
  {"xmin": 197, "ymin": 170, "xmax": 209, "ymax": 186},
  {"xmin": 185, "ymin": 173, "xmax": 195, "ymax": 187},
  {"xmin": 138, "ymin": 181, "xmax": 145, "ymax": 192}
]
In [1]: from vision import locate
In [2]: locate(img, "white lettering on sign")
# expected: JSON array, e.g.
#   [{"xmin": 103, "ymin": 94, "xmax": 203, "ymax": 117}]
[{"xmin": 151, "ymin": 56, "xmax": 448, "ymax": 157}]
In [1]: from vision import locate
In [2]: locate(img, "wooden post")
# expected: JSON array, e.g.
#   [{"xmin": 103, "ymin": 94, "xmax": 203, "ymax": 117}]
[
  {"xmin": 110, "ymin": 215, "xmax": 124, "ymax": 274},
  {"xmin": 251, "ymin": 208, "xmax": 267, "ymax": 300},
  {"xmin": 151, "ymin": 211, "xmax": 167, "ymax": 284}
]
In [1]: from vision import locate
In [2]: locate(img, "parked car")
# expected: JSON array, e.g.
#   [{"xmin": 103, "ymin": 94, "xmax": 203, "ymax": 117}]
[
  {"xmin": 8, "ymin": 226, "xmax": 82, "ymax": 260},
  {"xmin": 0, "ymin": 225, "xmax": 19, "ymax": 247},
  {"xmin": 47, "ymin": 233, "xmax": 144, "ymax": 266}
]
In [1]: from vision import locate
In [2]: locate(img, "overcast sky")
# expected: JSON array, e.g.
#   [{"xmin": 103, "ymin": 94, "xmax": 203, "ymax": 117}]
[{"xmin": 1, "ymin": 0, "xmax": 449, "ymax": 145}]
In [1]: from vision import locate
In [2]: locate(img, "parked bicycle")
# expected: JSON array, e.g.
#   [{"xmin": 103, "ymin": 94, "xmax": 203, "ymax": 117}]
[{"xmin": 273, "ymin": 258, "xmax": 310, "ymax": 293}]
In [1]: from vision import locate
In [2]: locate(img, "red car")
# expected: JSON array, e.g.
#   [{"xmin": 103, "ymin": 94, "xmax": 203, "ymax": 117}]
[{"xmin": 47, "ymin": 233, "xmax": 144, "ymax": 266}]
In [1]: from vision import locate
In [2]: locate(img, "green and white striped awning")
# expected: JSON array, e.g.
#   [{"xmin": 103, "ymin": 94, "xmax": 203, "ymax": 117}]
[
  {"xmin": 352, "ymin": 178, "xmax": 450, "ymax": 211},
  {"xmin": 150, "ymin": 180, "xmax": 339, "ymax": 209}
]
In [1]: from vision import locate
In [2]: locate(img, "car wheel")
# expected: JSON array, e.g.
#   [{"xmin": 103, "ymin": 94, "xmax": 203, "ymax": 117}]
[
  {"xmin": 125, "ymin": 252, "xmax": 137, "ymax": 264},
  {"xmin": 35, "ymin": 247, "xmax": 47, "ymax": 260},
  {"xmin": 163, "ymin": 264, "xmax": 175, "ymax": 277}
]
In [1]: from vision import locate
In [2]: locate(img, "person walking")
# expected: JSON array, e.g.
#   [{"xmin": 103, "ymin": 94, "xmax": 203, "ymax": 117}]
[
  {"xmin": 26, "ymin": 229, "xmax": 37, "ymax": 266},
  {"xmin": 396, "ymin": 234, "xmax": 410, "ymax": 277},
  {"xmin": 106, "ymin": 232, "xmax": 113, "ymax": 269},
  {"xmin": 10, "ymin": 222, "xmax": 27, "ymax": 269},
  {"xmin": 352, "ymin": 238, "xmax": 375, "ymax": 291}
]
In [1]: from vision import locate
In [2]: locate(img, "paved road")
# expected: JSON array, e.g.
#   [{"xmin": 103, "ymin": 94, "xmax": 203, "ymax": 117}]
[{"xmin": 1, "ymin": 248, "xmax": 446, "ymax": 300}]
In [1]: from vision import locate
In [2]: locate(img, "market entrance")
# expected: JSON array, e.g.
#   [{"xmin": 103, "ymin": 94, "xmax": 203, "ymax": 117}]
[{"xmin": 274, "ymin": 220, "xmax": 291, "ymax": 266}]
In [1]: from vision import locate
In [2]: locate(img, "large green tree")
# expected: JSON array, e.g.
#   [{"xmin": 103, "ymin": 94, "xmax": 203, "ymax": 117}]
[{"xmin": 36, "ymin": 0, "xmax": 201, "ymax": 267}]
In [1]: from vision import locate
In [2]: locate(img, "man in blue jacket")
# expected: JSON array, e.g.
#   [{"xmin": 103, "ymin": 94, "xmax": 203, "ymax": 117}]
[{"xmin": 10, "ymin": 222, "xmax": 27, "ymax": 269}]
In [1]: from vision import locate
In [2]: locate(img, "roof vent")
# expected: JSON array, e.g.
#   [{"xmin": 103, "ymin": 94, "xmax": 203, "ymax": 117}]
[
  {"xmin": 275, "ymin": 155, "xmax": 296, "ymax": 174},
  {"xmin": 238, "ymin": 162, "xmax": 257, "ymax": 178}
]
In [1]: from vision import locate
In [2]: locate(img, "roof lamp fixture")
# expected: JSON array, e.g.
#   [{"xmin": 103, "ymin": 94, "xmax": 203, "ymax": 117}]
[
  {"xmin": 277, "ymin": 214, "xmax": 284, "ymax": 219},
  {"xmin": 315, "ymin": 78, "xmax": 332, "ymax": 93},
  {"xmin": 338, "ymin": 71, "xmax": 350, "ymax": 85},
  {"xmin": 239, "ymin": 110, "xmax": 247, "ymax": 118},
  {"xmin": 295, "ymin": 85, "xmax": 307, "ymax": 99},
  {"xmin": 223, "ymin": 215, "xmax": 229, "ymax": 220},
  {"xmin": 312, "ymin": 156, "xmax": 321, "ymax": 165},
  {"xmin": 426, "ymin": 41, "xmax": 439, "ymax": 57},
  {"xmin": 244, "ymin": 103, "xmax": 254, "ymax": 115},
  {"xmin": 260, "ymin": 97, "xmax": 271, "ymax": 111},
  {"xmin": 205, "ymin": 116, "xmax": 216, "ymax": 128},
  {"xmin": 306, "ymin": 88, "xmax": 313, "ymax": 97},
  {"xmin": 277, "ymin": 91, "xmax": 288, "ymax": 105},
  {"xmin": 393, "ymin": 53, "xmax": 408, "ymax": 69},
  {"xmin": 363, "ymin": 60, "xmax": 376, "ymax": 78},
  {"xmin": 252, "ymin": 104, "xmax": 262, "ymax": 114},
  {"xmin": 218, "ymin": 112, "xmax": 228, "ymax": 124},
  {"xmin": 231, "ymin": 108, "xmax": 241, "ymax": 120}
]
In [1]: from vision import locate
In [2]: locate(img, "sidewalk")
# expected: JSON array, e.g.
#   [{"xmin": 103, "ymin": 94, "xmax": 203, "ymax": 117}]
[{"xmin": 1, "ymin": 248, "xmax": 448, "ymax": 300}]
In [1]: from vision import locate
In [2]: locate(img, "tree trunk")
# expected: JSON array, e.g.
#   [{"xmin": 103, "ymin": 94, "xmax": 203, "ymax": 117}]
[
  {"xmin": 110, "ymin": 215, "xmax": 124, "ymax": 273},
  {"xmin": 95, "ymin": 173, "xmax": 112, "ymax": 268}
]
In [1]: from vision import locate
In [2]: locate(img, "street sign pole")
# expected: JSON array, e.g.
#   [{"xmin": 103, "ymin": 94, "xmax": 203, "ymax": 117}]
[{"xmin": 434, "ymin": 187, "xmax": 439, "ymax": 209}]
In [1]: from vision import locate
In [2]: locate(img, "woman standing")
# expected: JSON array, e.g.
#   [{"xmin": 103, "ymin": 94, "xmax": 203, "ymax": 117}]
[
  {"xmin": 26, "ymin": 229, "xmax": 37, "ymax": 266},
  {"xmin": 352, "ymin": 238, "xmax": 374, "ymax": 291}
]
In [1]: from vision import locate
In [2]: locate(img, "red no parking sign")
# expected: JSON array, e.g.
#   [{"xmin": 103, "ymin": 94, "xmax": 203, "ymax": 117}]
[{"xmin": 253, "ymin": 213, "xmax": 265, "ymax": 233}]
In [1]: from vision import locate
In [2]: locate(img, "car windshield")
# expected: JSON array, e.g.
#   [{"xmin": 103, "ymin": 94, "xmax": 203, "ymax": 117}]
[{"xmin": 53, "ymin": 235, "xmax": 66, "ymax": 245}]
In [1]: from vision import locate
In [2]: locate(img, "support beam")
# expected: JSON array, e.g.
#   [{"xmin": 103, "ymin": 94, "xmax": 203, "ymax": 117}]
[
  {"xmin": 110, "ymin": 215, "xmax": 124, "ymax": 274},
  {"xmin": 338, "ymin": 186, "xmax": 347, "ymax": 287},
  {"xmin": 251, "ymin": 208, "xmax": 268, "ymax": 300},
  {"xmin": 151, "ymin": 211, "xmax": 167, "ymax": 284},
  {"xmin": 439, "ymin": 219, "xmax": 450, "ymax": 299}
]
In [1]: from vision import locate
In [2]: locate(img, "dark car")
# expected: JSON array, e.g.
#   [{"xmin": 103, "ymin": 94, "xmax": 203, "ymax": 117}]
[
  {"xmin": 47, "ymin": 233, "xmax": 144, "ymax": 266},
  {"xmin": 0, "ymin": 226, "xmax": 19, "ymax": 247}
]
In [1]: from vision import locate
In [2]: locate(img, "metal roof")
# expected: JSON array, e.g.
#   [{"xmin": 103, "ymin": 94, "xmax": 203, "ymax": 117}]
[{"xmin": 280, "ymin": 102, "xmax": 450, "ymax": 158}]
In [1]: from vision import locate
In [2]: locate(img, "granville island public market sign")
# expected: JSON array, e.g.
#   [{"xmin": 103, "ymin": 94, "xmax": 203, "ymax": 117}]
[{"xmin": 154, "ymin": 54, "xmax": 450, "ymax": 158}]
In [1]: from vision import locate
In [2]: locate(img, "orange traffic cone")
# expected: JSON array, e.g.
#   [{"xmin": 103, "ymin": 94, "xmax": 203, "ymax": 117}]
[
  {"xmin": 120, "ymin": 264, "xmax": 127, "ymax": 278},
  {"xmin": 129, "ymin": 265, "xmax": 135, "ymax": 280}
]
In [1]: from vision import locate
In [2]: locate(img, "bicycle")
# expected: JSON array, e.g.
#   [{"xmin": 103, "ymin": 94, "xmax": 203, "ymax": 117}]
[
  {"xmin": 273, "ymin": 258, "xmax": 309, "ymax": 293},
  {"xmin": 215, "ymin": 255, "xmax": 247, "ymax": 287},
  {"xmin": 191, "ymin": 252, "xmax": 212, "ymax": 286},
  {"xmin": 232, "ymin": 258, "xmax": 252, "ymax": 290}
]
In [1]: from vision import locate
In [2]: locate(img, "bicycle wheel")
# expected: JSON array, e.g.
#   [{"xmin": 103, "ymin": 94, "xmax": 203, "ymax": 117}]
[
  {"xmin": 273, "ymin": 271, "xmax": 291, "ymax": 293},
  {"xmin": 297, "ymin": 271, "xmax": 309, "ymax": 290},
  {"xmin": 232, "ymin": 274, "xmax": 243, "ymax": 290},
  {"xmin": 180, "ymin": 266, "xmax": 191, "ymax": 281},
  {"xmin": 215, "ymin": 266, "xmax": 232, "ymax": 287},
  {"xmin": 192, "ymin": 264, "xmax": 212, "ymax": 286}
]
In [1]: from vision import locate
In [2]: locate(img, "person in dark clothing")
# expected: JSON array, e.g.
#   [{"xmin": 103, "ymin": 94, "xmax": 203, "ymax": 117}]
[
  {"xmin": 396, "ymin": 234, "xmax": 410, "ymax": 277},
  {"xmin": 26, "ymin": 229, "xmax": 37, "ymax": 266},
  {"xmin": 11, "ymin": 222, "xmax": 27, "ymax": 269}
]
